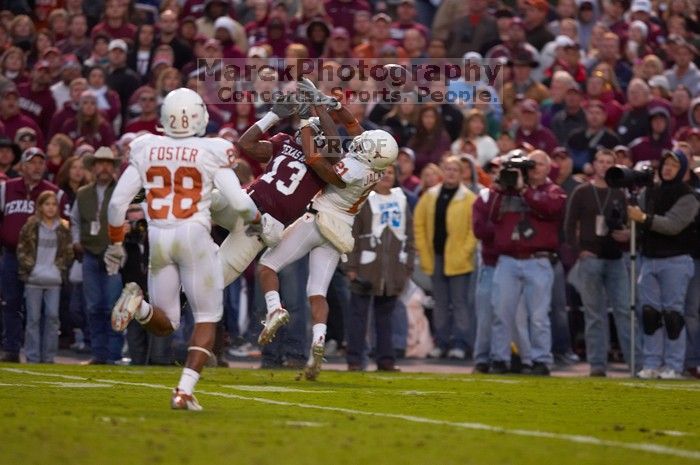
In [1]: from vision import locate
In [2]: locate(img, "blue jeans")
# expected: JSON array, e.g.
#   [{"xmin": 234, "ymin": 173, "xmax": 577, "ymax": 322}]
[
  {"xmin": 431, "ymin": 255, "xmax": 471, "ymax": 351},
  {"xmin": 392, "ymin": 299, "xmax": 408, "ymax": 352},
  {"xmin": 550, "ymin": 261, "xmax": 572, "ymax": 355},
  {"xmin": 24, "ymin": 286, "xmax": 61, "ymax": 363},
  {"xmin": 1, "ymin": 251, "xmax": 24, "ymax": 354},
  {"xmin": 685, "ymin": 258, "xmax": 700, "ymax": 369},
  {"xmin": 346, "ymin": 294, "xmax": 397, "ymax": 368},
  {"xmin": 474, "ymin": 265, "xmax": 495, "ymax": 364},
  {"xmin": 260, "ymin": 256, "xmax": 309, "ymax": 365},
  {"xmin": 579, "ymin": 257, "xmax": 639, "ymax": 371},
  {"xmin": 491, "ymin": 256, "xmax": 554, "ymax": 364},
  {"xmin": 639, "ymin": 255, "xmax": 694, "ymax": 372},
  {"xmin": 82, "ymin": 252, "xmax": 124, "ymax": 362}
]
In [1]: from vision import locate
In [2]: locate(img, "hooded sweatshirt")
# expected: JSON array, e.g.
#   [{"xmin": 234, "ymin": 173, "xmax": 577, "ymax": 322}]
[{"xmin": 639, "ymin": 150, "xmax": 700, "ymax": 258}]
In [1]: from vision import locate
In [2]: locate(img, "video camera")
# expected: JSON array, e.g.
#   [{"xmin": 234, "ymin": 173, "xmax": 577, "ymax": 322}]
[
  {"xmin": 125, "ymin": 218, "xmax": 148, "ymax": 244},
  {"xmin": 604, "ymin": 165, "xmax": 655, "ymax": 189},
  {"xmin": 496, "ymin": 151, "xmax": 536, "ymax": 190}
]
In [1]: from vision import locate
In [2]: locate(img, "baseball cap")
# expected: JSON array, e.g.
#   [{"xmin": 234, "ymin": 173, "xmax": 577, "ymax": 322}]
[
  {"xmin": 551, "ymin": 147, "xmax": 570, "ymax": 159},
  {"xmin": 519, "ymin": 98, "xmax": 540, "ymax": 113},
  {"xmin": 33, "ymin": 60, "xmax": 50, "ymax": 71},
  {"xmin": 648, "ymin": 75, "xmax": 671, "ymax": 93},
  {"xmin": 247, "ymin": 45, "xmax": 269, "ymax": 58},
  {"xmin": 631, "ymin": 0, "xmax": 652, "ymax": 13},
  {"xmin": 554, "ymin": 35, "xmax": 577, "ymax": 49},
  {"xmin": 330, "ymin": 27, "xmax": 350, "ymax": 40},
  {"xmin": 108, "ymin": 39, "xmax": 128, "ymax": 52},
  {"xmin": 398, "ymin": 147, "xmax": 415, "ymax": 162},
  {"xmin": 372, "ymin": 13, "xmax": 392, "ymax": 23},
  {"xmin": 613, "ymin": 145, "xmax": 630, "ymax": 153},
  {"xmin": 21, "ymin": 147, "xmax": 45, "ymax": 163},
  {"xmin": 42, "ymin": 47, "xmax": 61, "ymax": 58},
  {"xmin": 648, "ymin": 105, "xmax": 670, "ymax": 119},
  {"xmin": 15, "ymin": 127, "xmax": 37, "ymax": 143},
  {"xmin": 1, "ymin": 82, "xmax": 19, "ymax": 97},
  {"xmin": 203, "ymin": 38, "xmax": 221, "ymax": 49},
  {"xmin": 74, "ymin": 143, "xmax": 95, "ymax": 158},
  {"xmin": 584, "ymin": 99, "xmax": 606, "ymax": 111}
]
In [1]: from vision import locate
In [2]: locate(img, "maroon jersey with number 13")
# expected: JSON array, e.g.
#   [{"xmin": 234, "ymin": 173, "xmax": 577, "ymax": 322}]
[{"xmin": 247, "ymin": 133, "xmax": 325, "ymax": 226}]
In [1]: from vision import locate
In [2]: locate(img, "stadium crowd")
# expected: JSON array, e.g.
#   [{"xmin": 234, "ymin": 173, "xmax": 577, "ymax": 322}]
[{"xmin": 0, "ymin": 0, "xmax": 699, "ymax": 379}]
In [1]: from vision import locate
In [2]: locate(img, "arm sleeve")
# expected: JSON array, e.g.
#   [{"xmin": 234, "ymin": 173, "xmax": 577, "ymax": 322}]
[
  {"xmin": 70, "ymin": 201, "xmax": 81, "ymax": 244},
  {"xmin": 413, "ymin": 194, "xmax": 429, "ymax": 274},
  {"xmin": 213, "ymin": 167, "xmax": 259, "ymax": 223},
  {"xmin": 649, "ymin": 194, "xmax": 700, "ymax": 236},
  {"xmin": 523, "ymin": 184, "xmax": 567, "ymax": 220},
  {"xmin": 107, "ymin": 165, "xmax": 143, "ymax": 242},
  {"xmin": 563, "ymin": 187, "xmax": 582, "ymax": 250},
  {"xmin": 472, "ymin": 194, "xmax": 495, "ymax": 241}
]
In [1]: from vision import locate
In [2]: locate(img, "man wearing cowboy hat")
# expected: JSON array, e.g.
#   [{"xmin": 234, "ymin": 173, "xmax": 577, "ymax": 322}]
[
  {"xmin": 70, "ymin": 146, "xmax": 124, "ymax": 365},
  {"xmin": 0, "ymin": 147, "xmax": 69, "ymax": 362}
]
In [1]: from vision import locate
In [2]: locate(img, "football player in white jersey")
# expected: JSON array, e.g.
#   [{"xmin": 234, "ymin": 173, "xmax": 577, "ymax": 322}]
[
  {"xmin": 257, "ymin": 84, "xmax": 399, "ymax": 380},
  {"xmin": 105, "ymin": 88, "xmax": 260, "ymax": 410}
]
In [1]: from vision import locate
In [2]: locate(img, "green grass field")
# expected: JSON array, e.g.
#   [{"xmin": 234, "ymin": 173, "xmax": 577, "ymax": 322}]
[{"xmin": 1, "ymin": 363, "xmax": 699, "ymax": 465}]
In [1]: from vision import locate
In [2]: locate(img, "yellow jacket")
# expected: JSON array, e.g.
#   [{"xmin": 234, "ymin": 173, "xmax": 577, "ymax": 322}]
[{"xmin": 414, "ymin": 183, "xmax": 477, "ymax": 277}]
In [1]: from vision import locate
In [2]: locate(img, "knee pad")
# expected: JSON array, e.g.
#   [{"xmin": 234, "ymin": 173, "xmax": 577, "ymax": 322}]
[
  {"xmin": 663, "ymin": 310, "xmax": 685, "ymax": 340},
  {"xmin": 642, "ymin": 305, "xmax": 663, "ymax": 335}
]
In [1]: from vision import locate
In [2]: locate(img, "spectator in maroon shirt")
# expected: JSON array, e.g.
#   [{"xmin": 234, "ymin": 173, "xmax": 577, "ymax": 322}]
[
  {"xmin": 352, "ymin": 10, "xmax": 371, "ymax": 47},
  {"xmin": 214, "ymin": 17, "xmax": 246, "ymax": 59},
  {"xmin": 90, "ymin": 0, "xmax": 137, "ymax": 44},
  {"xmin": 0, "ymin": 147, "xmax": 69, "ymax": 362},
  {"xmin": 325, "ymin": 0, "xmax": 371, "ymax": 37},
  {"xmin": 87, "ymin": 66, "xmax": 122, "ymax": 133},
  {"xmin": 245, "ymin": 0, "xmax": 271, "ymax": 45},
  {"xmin": 59, "ymin": 90, "xmax": 116, "ymax": 149},
  {"xmin": 396, "ymin": 147, "xmax": 422, "ymax": 196},
  {"xmin": 0, "ymin": 46, "xmax": 29, "ymax": 86},
  {"xmin": 18, "ymin": 61, "xmax": 56, "ymax": 137},
  {"xmin": 49, "ymin": 77, "xmax": 87, "ymax": 138},
  {"xmin": 124, "ymin": 87, "xmax": 159, "ymax": 135},
  {"xmin": 670, "ymin": 85, "xmax": 692, "ymax": 134},
  {"xmin": 629, "ymin": 105, "xmax": 674, "ymax": 166},
  {"xmin": 27, "ymin": 30, "xmax": 54, "ymax": 71},
  {"xmin": 57, "ymin": 13, "xmax": 91, "ymax": 62},
  {"xmin": 157, "ymin": 10, "xmax": 194, "ymax": 70},
  {"xmin": 290, "ymin": 0, "xmax": 330, "ymax": 41},
  {"xmin": 15, "ymin": 127, "xmax": 38, "ymax": 155},
  {"xmin": 257, "ymin": 18, "xmax": 292, "ymax": 58},
  {"xmin": 0, "ymin": 137, "xmax": 20, "ymax": 178},
  {"xmin": 0, "ymin": 83, "xmax": 45, "ymax": 149},
  {"xmin": 305, "ymin": 18, "xmax": 331, "ymax": 58},
  {"xmin": 45, "ymin": 133, "xmax": 74, "ymax": 182},
  {"xmin": 407, "ymin": 106, "xmax": 453, "ymax": 175},
  {"xmin": 322, "ymin": 27, "xmax": 355, "ymax": 60},
  {"xmin": 515, "ymin": 99, "xmax": 558, "ymax": 156},
  {"xmin": 391, "ymin": 0, "xmax": 430, "ymax": 42}
]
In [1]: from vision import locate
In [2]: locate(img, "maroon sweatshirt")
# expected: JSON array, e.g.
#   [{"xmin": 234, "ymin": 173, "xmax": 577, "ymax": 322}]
[
  {"xmin": 1, "ymin": 113, "xmax": 45, "ymax": 149},
  {"xmin": 487, "ymin": 179, "xmax": 567, "ymax": 257},
  {"xmin": 0, "ymin": 178, "xmax": 69, "ymax": 251},
  {"xmin": 472, "ymin": 189, "xmax": 499, "ymax": 266},
  {"xmin": 18, "ymin": 82, "xmax": 56, "ymax": 137}
]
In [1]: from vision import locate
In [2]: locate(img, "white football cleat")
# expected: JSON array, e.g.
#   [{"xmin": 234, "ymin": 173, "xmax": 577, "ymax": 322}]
[
  {"xmin": 658, "ymin": 368, "xmax": 685, "ymax": 380},
  {"xmin": 304, "ymin": 336, "xmax": 325, "ymax": 381},
  {"xmin": 257, "ymin": 308, "xmax": 290, "ymax": 345},
  {"xmin": 170, "ymin": 388, "xmax": 203, "ymax": 411},
  {"xmin": 636, "ymin": 368, "xmax": 660, "ymax": 379},
  {"xmin": 111, "ymin": 282, "xmax": 144, "ymax": 332}
]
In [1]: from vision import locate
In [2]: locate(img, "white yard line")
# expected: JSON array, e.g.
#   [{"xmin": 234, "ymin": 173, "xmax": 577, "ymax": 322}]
[
  {"xmin": 621, "ymin": 382, "xmax": 700, "ymax": 392},
  {"xmin": 3, "ymin": 367, "xmax": 700, "ymax": 460}
]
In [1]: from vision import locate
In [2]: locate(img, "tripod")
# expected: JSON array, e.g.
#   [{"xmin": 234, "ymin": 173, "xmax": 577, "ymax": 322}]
[{"xmin": 628, "ymin": 219, "xmax": 637, "ymax": 378}]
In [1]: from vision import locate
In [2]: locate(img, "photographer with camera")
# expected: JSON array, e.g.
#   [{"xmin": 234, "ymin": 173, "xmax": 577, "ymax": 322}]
[
  {"xmin": 120, "ymin": 204, "xmax": 172, "ymax": 365},
  {"xmin": 564, "ymin": 149, "xmax": 638, "ymax": 377},
  {"xmin": 487, "ymin": 149, "xmax": 567, "ymax": 375},
  {"xmin": 627, "ymin": 149, "xmax": 699, "ymax": 379}
]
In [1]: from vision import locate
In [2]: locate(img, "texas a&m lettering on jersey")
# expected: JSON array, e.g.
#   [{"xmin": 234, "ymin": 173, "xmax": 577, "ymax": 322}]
[{"xmin": 247, "ymin": 133, "xmax": 325, "ymax": 227}]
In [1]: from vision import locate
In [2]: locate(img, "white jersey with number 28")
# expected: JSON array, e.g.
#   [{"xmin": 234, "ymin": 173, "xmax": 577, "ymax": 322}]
[{"xmin": 127, "ymin": 134, "xmax": 236, "ymax": 228}]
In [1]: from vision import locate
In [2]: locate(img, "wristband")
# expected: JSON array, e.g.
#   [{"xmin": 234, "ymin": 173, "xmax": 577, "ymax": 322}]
[
  {"xmin": 108, "ymin": 224, "xmax": 125, "ymax": 243},
  {"xmin": 255, "ymin": 112, "xmax": 280, "ymax": 133}
]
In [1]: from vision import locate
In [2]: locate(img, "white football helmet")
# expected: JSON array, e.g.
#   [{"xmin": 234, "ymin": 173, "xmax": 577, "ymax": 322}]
[
  {"xmin": 348, "ymin": 129, "xmax": 398, "ymax": 171},
  {"xmin": 160, "ymin": 88, "xmax": 209, "ymax": 138}
]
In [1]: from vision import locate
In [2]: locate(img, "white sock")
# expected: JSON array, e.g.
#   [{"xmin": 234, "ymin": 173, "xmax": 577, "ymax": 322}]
[
  {"xmin": 137, "ymin": 301, "xmax": 152, "ymax": 321},
  {"xmin": 312, "ymin": 324, "xmax": 327, "ymax": 344},
  {"xmin": 177, "ymin": 368, "xmax": 200, "ymax": 395},
  {"xmin": 265, "ymin": 291, "xmax": 281, "ymax": 314}
]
